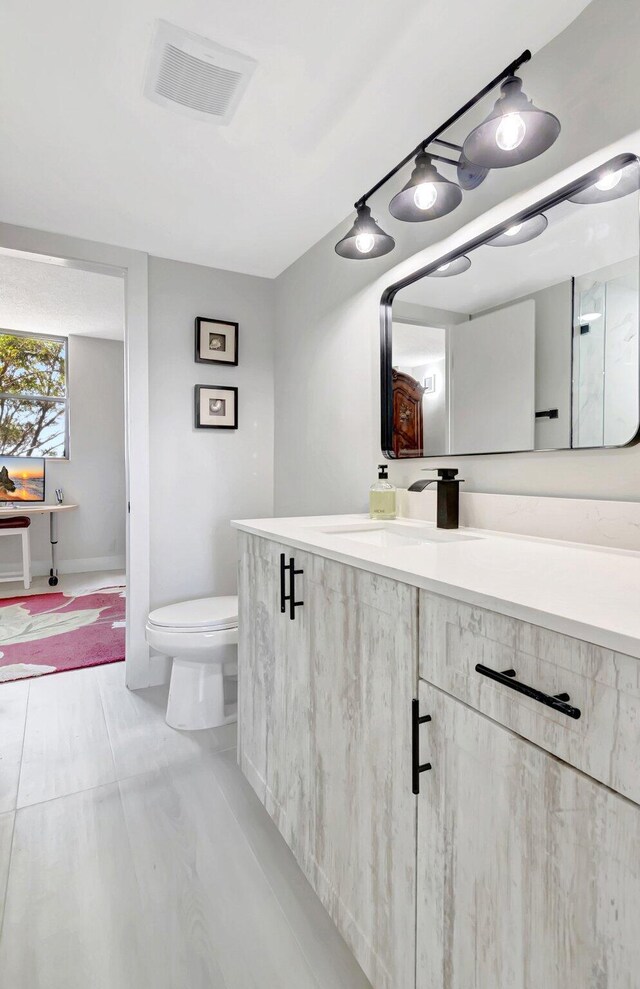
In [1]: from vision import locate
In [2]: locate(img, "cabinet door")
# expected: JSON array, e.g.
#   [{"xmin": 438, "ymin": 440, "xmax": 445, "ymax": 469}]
[
  {"xmin": 237, "ymin": 532, "xmax": 312, "ymax": 864},
  {"xmin": 417, "ymin": 679, "xmax": 640, "ymax": 989},
  {"xmin": 304, "ymin": 555, "xmax": 418, "ymax": 989}
]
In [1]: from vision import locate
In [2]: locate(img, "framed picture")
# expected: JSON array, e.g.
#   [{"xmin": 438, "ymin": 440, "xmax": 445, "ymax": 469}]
[
  {"xmin": 194, "ymin": 385, "xmax": 238, "ymax": 430},
  {"xmin": 195, "ymin": 317, "xmax": 238, "ymax": 366}
]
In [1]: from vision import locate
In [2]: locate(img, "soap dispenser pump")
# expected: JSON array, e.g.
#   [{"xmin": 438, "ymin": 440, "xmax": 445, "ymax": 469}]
[{"xmin": 369, "ymin": 464, "xmax": 397, "ymax": 520}]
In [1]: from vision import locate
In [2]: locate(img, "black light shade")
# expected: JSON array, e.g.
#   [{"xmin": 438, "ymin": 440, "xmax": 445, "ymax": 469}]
[
  {"xmin": 389, "ymin": 152, "xmax": 462, "ymax": 221},
  {"xmin": 428, "ymin": 255, "xmax": 472, "ymax": 277},
  {"xmin": 486, "ymin": 213, "xmax": 548, "ymax": 247},
  {"xmin": 462, "ymin": 76, "xmax": 560, "ymax": 169},
  {"xmin": 457, "ymin": 155, "xmax": 489, "ymax": 191},
  {"xmin": 334, "ymin": 204, "xmax": 395, "ymax": 259},
  {"xmin": 568, "ymin": 161, "xmax": 640, "ymax": 204}
]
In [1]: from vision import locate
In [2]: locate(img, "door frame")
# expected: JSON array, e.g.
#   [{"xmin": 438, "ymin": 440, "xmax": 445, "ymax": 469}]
[{"xmin": 0, "ymin": 222, "xmax": 151, "ymax": 689}]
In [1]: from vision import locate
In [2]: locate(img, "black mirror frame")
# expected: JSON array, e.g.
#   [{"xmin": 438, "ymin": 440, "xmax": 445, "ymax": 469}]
[{"xmin": 380, "ymin": 152, "xmax": 640, "ymax": 459}]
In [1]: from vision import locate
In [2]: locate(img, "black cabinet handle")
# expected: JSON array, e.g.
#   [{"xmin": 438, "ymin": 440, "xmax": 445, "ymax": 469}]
[
  {"xmin": 288, "ymin": 556, "xmax": 304, "ymax": 621},
  {"xmin": 475, "ymin": 664, "xmax": 581, "ymax": 720},
  {"xmin": 279, "ymin": 553, "xmax": 289, "ymax": 613},
  {"xmin": 280, "ymin": 553, "xmax": 303, "ymax": 620},
  {"xmin": 412, "ymin": 699, "xmax": 432, "ymax": 794}
]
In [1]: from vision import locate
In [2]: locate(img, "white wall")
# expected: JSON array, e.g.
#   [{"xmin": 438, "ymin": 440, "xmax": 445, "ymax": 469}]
[
  {"xmin": 148, "ymin": 257, "xmax": 274, "ymax": 610},
  {"xmin": 0, "ymin": 334, "xmax": 126, "ymax": 576},
  {"xmin": 273, "ymin": 0, "xmax": 640, "ymax": 513}
]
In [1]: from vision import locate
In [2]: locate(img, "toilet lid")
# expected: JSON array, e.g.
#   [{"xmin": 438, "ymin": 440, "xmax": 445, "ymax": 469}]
[{"xmin": 148, "ymin": 595, "xmax": 238, "ymax": 631}]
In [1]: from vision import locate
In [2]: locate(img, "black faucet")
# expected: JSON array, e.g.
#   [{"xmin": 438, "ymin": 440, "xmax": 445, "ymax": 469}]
[{"xmin": 407, "ymin": 468, "xmax": 463, "ymax": 529}]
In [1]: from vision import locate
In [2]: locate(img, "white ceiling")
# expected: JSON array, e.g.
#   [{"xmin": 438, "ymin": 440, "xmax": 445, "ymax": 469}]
[
  {"xmin": 0, "ymin": 0, "xmax": 591, "ymax": 278},
  {"xmin": 0, "ymin": 254, "xmax": 124, "ymax": 339},
  {"xmin": 399, "ymin": 192, "xmax": 639, "ymax": 314},
  {"xmin": 392, "ymin": 322, "xmax": 446, "ymax": 366}
]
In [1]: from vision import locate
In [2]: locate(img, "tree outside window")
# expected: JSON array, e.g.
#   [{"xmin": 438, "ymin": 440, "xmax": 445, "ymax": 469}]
[{"xmin": 0, "ymin": 330, "xmax": 68, "ymax": 457}]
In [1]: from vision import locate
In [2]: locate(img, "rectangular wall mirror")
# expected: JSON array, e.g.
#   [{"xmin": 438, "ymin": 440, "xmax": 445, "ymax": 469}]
[{"xmin": 380, "ymin": 153, "xmax": 640, "ymax": 458}]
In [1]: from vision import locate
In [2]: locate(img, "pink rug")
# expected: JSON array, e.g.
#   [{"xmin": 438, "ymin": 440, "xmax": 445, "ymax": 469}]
[{"xmin": 0, "ymin": 586, "xmax": 126, "ymax": 682}]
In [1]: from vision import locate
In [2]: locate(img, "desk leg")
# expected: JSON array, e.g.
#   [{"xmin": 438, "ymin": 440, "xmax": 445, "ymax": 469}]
[{"xmin": 49, "ymin": 512, "xmax": 59, "ymax": 586}]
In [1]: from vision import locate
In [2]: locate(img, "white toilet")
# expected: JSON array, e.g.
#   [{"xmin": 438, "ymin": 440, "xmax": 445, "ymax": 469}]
[{"xmin": 145, "ymin": 596, "xmax": 238, "ymax": 731}]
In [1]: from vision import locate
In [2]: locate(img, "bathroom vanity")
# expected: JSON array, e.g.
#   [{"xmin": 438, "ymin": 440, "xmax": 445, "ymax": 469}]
[{"xmin": 233, "ymin": 515, "xmax": 640, "ymax": 989}]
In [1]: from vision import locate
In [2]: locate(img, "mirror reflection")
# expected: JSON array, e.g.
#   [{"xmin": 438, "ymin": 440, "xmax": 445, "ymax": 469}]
[{"xmin": 386, "ymin": 158, "xmax": 640, "ymax": 457}]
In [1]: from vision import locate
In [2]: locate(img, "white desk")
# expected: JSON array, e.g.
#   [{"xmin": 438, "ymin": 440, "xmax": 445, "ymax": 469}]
[{"xmin": 0, "ymin": 503, "xmax": 78, "ymax": 586}]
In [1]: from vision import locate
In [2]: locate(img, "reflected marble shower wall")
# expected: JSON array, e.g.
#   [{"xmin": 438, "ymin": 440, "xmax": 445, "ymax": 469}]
[
  {"xmin": 604, "ymin": 274, "xmax": 639, "ymax": 445},
  {"xmin": 573, "ymin": 260, "xmax": 639, "ymax": 447}
]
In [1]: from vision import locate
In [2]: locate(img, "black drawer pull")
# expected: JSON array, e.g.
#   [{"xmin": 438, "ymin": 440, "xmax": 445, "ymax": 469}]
[
  {"xmin": 288, "ymin": 556, "xmax": 304, "ymax": 621},
  {"xmin": 280, "ymin": 553, "xmax": 304, "ymax": 619},
  {"xmin": 475, "ymin": 664, "xmax": 581, "ymax": 720},
  {"xmin": 279, "ymin": 553, "xmax": 288, "ymax": 613},
  {"xmin": 412, "ymin": 699, "xmax": 432, "ymax": 794}
]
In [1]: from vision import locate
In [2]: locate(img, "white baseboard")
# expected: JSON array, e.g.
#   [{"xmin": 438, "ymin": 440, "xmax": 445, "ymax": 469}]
[{"xmin": 0, "ymin": 555, "xmax": 125, "ymax": 579}]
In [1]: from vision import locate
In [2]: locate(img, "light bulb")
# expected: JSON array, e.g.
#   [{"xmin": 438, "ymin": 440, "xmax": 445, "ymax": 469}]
[
  {"xmin": 595, "ymin": 170, "xmax": 622, "ymax": 192},
  {"xmin": 437, "ymin": 262, "xmax": 450, "ymax": 272},
  {"xmin": 504, "ymin": 223, "xmax": 523, "ymax": 237},
  {"xmin": 414, "ymin": 182, "xmax": 438, "ymax": 211},
  {"xmin": 495, "ymin": 112, "xmax": 526, "ymax": 152},
  {"xmin": 355, "ymin": 232, "xmax": 375, "ymax": 254}
]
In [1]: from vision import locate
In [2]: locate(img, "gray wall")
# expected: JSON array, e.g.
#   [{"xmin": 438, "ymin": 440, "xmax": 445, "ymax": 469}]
[
  {"xmin": 273, "ymin": 0, "xmax": 640, "ymax": 513},
  {"xmin": 148, "ymin": 257, "xmax": 274, "ymax": 609}
]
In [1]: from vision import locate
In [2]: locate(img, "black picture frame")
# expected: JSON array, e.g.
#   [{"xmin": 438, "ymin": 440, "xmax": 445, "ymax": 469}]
[
  {"xmin": 194, "ymin": 317, "xmax": 239, "ymax": 366},
  {"xmin": 194, "ymin": 385, "xmax": 238, "ymax": 430}
]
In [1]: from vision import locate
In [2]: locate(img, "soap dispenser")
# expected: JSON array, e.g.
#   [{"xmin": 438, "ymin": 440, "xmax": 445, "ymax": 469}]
[{"xmin": 369, "ymin": 464, "xmax": 396, "ymax": 520}]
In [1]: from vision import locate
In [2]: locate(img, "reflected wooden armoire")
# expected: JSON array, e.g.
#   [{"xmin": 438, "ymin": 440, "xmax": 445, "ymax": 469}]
[{"xmin": 392, "ymin": 369, "xmax": 424, "ymax": 457}]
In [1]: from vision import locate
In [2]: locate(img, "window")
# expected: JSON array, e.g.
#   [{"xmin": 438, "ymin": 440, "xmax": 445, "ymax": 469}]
[{"xmin": 0, "ymin": 330, "xmax": 68, "ymax": 458}]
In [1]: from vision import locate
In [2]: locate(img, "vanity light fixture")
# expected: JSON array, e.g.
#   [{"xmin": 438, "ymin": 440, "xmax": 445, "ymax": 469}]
[
  {"xmin": 334, "ymin": 203, "xmax": 395, "ymax": 259},
  {"xmin": 568, "ymin": 161, "xmax": 640, "ymax": 204},
  {"xmin": 485, "ymin": 213, "xmax": 548, "ymax": 247},
  {"xmin": 427, "ymin": 255, "xmax": 472, "ymax": 277},
  {"xmin": 579, "ymin": 311, "xmax": 602, "ymax": 323},
  {"xmin": 389, "ymin": 151, "xmax": 463, "ymax": 222},
  {"xmin": 462, "ymin": 76, "xmax": 560, "ymax": 169},
  {"xmin": 336, "ymin": 49, "xmax": 561, "ymax": 260}
]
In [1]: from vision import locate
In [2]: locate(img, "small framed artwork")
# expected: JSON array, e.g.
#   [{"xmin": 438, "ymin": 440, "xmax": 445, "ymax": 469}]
[
  {"xmin": 195, "ymin": 317, "xmax": 238, "ymax": 366},
  {"xmin": 195, "ymin": 385, "xmax": 238, "ymax": 430}
]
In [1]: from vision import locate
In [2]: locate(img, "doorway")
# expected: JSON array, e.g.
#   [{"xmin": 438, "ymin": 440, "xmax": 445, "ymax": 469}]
[{"xmin": 0, "ymin": 252, "xmax": 127, "ymax": 681}]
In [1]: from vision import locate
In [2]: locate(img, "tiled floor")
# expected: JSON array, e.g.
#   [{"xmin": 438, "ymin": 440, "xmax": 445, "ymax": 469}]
[{"xmin": 0, "ymin": 663, "xmax": 371, "ymax": 989}]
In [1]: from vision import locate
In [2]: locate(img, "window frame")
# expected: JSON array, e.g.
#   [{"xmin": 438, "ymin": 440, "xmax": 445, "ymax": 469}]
[{"xmin": 0, "ymin": 326, "xmax": 70, "ymax": 460}]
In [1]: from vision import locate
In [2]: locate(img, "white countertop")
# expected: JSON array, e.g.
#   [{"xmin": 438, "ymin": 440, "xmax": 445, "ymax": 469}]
[{"xmin": 232, "ymin": 514, "xmax": 640, "ymax": 659}]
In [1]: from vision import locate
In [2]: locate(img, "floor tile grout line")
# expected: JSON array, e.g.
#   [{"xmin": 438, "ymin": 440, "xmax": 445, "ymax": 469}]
[
  {"xmin": 0, "ymin": 680, "xmax": 30, "ymax": 941},
  {"xmin": 13, "ymin": 738, "xmax": 240, "ymax": 813},
  {"xmin": 206, "ymin": 750, "xmax": 327, "ymax": 989},
  {"xmin": 95, "ymin": 665, "xmax": 120, "ymax": 782}
]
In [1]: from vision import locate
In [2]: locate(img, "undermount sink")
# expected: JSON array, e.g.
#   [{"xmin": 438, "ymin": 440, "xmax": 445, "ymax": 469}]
[{"xmin": 315, "ymin": 520, "xmax": 481, "ymax": 549}]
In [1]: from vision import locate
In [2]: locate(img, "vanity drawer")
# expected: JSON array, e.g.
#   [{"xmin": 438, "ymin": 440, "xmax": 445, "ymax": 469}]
[{"xmin": 419, "ymin": 590, "xmax": 640, "ymax": 805}]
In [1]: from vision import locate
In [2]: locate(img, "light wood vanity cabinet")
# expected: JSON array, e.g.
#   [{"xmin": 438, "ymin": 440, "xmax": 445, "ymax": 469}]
[
  {"xmin": 416, "ymin": 679, "xmax": 640, "ymax": 989},
  {"xmin": 238, "ymin": 531, "xmax": 418, "ymax": 989},
  {"xmin": 419, "ymin": 590, "xmax": 640, "ymax": 804},
  {"xmin": 238, "ymin": 533, "xmax": 640, "ymax": 989}
]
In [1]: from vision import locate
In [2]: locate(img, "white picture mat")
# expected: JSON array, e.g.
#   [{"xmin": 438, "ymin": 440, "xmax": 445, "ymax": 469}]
[
  {"xmin": 199, "ymin": 387, "xmax": 236, "ymax": 426},
  {"xmin": 199, "ymin": 320, "xmax": 236, "ymax": 361}
]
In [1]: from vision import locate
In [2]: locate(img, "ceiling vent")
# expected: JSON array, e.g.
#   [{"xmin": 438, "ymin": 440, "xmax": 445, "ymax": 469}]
[{"xmin": 144, "ymin": 20, "xmax": 256, "ymax": 124}]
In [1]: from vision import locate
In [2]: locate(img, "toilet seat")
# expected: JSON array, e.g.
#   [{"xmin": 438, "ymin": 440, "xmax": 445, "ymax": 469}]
[{"xmin": 147, "ymin": 595, "xmax": 238, "ymax": 632}]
